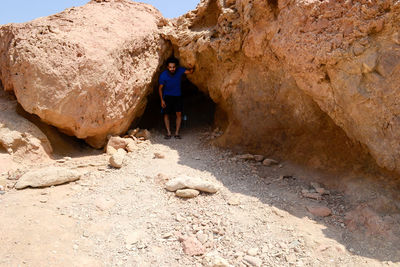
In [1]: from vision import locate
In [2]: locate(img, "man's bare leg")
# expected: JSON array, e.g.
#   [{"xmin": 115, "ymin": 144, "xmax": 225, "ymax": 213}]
[
  {"xmin": 164, "ymin": 114, "xmax": 171, "ymax": 136},
  {"xmin": 175, "ymin": 112, "xmax": 182, "ymax": 137}
]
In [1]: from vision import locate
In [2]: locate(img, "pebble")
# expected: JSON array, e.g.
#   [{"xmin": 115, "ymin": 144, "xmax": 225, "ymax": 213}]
[
  {"xmin": 180, "ymin": 236, "xmax": 206, "ymax": 256},
  {"xmin": 253, "ymin": 155, "xmax": 264, "ymax": 162},
  {"xmin": 306, "ymin": 205, "xmax": 332, "ymax": 217},
  {"xmin": 247, "ymin": 247, "xmax": 259, "ymax": 256},
  {"xmin": 227, "ymin": 195, "xmax": 241, "ymax": 206},
  {"xmin": 175, "ymin": 189, "xmax": 200, "ymax": 198},
  {"xmin": 196, "ymin": 231, "xmax": 208, "ymax": 244},
  {"xmin": 95, "ymin": 198, "xmax": 116, "ymax": 211},
  {"xmin": 203, "ymin": 252, "xmax": 232, "ymax": 267},
  {"xmin": 243, "ymin": 255, "xmax": 262, "ymax": 267},
  {"xmin": 263, "ymin": 159, "xmax": 279, "ymax": 166},
  {"xmin": 154, "ymin": 153, "xmax": 165, "ymax": 159},
  {"xmin": 109, "ymin": 149, "xmax": 126, "ymax": 168}
]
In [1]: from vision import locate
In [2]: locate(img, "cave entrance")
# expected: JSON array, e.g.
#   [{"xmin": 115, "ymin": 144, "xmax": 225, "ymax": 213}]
[{"xmin": 138, "ymin": 76, "xmax": 216, "ymax": 134}]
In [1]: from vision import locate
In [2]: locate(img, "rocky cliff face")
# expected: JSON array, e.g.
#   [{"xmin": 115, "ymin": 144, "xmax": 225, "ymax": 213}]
[
  {"xmin": 163, "ymin": 0, "xmax": 400, "ymax": 173},
  {"xmin": 1, "ymin": 0, "xmax": 400, "ymax": 175},
  {"xmin": 0, "ymin": 0, "xmax": 170, "ymax": 148}
]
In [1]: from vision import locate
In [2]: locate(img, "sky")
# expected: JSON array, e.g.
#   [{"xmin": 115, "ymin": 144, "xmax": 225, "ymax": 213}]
[{"xmin": 0, "ymin": 0, "xmax": 200, "ymax": 25}]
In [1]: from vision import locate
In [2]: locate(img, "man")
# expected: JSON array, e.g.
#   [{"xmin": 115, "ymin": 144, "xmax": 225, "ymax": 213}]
[{"xmin": 159, "ymin": 57, "xmax": 194, "ymax": 139}]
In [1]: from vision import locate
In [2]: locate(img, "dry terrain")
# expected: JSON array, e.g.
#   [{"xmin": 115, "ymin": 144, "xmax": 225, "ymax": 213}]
[{"xmin": 1, "ymin": 126, "xmax": 399, "ymax": 267}]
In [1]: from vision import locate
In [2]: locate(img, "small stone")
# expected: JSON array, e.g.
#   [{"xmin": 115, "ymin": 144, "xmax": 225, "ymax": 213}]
[
  {"xmin": 181, "ymin": 236, "xmax": 206, "ymax": 256},
  {"xmin": 310, "ymin": 182, "xmax": 321, "ymax": 190},
  {"xmin": 247, "ymin": 247, "xmax": 259, "ymax": 256},
  {"xmin": 0, "ymin": 191, "xmax": 5, "ymax": 195},
  {"xmin": 196, "ymin": 231, "xmax": 208, "ymax": 244},
  {"xmin": 306, "ymin": 205, "xmax": 332, "ymax": 217},
  {"xmin": 106, "ymin": 145, "xmax": 117, "ymax": 155},
  {"xmin": 109, "ymin": 149, "xmax": 126, "ymax": 168},
  {"xmin": 95, "ymin": 198, "xmax": 115, "ymax": 211},
  {"xmin": 154, "ymin": 153, "xmax": 165, "ymax": 159},
  {"xmin": 73, "ymin": 244, "xmax": 79, "ymax": 250},
  {"xmin": 243, "ymin": 255, "xmax": 262, "ymax": 267},
  {"xmin": 203, "ymin": 251, "xmax": 232, "ymax": 267},
  {"xmin": 315, "ymin": 187, "xmax": 326, "ymax": 195},
  {"xmin": 237, "ymin": 154, "xmax": 255, "ymax": 160},
  {"xmin": 227, "ymin": 195, "xmax": 241, "ymax": 206},
  {"xmin": 262, "ymin": 158, "xmax": 279, "ymax": 166},
  {"xmin": 135, "ymin": 129, "xmax": 151, "ymax": 140},
  {"xmin": 175, "ymin": 189, "xmax": 200, "ymax": 198},
  {"xmin": 162, "ymin": 232, "xmax": 173, "ymax": 239},
  {"xmin": 253, "ymin": 155, "xmax": 264, "ymax": 162},
  {"xmin": 125, "ymin": 139, "xmax": 137, "ymax": 152}
]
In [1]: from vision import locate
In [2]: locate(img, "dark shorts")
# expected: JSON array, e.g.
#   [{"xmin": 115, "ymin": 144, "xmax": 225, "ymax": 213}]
[{"xmin": 162, "ymin": 95, "xmax": 183, "ymax": 115}]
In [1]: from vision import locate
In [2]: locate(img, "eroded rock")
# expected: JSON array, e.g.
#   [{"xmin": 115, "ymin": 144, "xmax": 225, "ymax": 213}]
[
  {"xmin": 15, "ymin": 167, "xmax": 81, "ymax": 189},
  {"xmin": 165, "ymin": 175, "xmax": 219, "ymax": 193},
  {"xmin": 0, "ymin": 0, "xmax": 169, "ymax": 148}
]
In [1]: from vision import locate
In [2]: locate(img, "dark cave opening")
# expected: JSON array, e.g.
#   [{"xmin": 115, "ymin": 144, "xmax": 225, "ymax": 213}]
[{"xmin": 137, "ymin": 75, "xmax": 216, "ymax": 133}]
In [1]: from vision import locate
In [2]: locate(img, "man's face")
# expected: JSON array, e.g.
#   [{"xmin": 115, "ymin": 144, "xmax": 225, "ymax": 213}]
[{"xmin": 167, "ymin": 63, "xmax": 177, "ymax": 74}]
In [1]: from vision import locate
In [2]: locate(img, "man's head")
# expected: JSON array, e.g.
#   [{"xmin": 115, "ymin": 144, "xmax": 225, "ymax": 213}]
[{"xmin": 166, "ymin": 57, "xmax": 179, "ymax": 74}]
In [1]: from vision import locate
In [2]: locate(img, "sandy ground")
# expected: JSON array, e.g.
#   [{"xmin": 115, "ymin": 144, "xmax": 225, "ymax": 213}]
[{"xmin": 0, "ymin": 126, "xmax": 399, "ymax": 267}]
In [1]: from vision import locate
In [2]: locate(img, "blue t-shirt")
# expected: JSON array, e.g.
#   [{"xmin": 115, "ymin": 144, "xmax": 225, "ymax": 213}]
[{"xmin": 159, "ymin": 67, "xmax": 186, "ymax": 96}]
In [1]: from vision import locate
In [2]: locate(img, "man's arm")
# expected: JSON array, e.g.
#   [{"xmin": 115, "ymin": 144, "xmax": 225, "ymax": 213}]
[
  {"xmin": 184, "ymin": 65, "xmax": 195, "ymax": 75},
  {"xmin": 159, "ymin": 84, "xmax": 166, "ymax": 108}
]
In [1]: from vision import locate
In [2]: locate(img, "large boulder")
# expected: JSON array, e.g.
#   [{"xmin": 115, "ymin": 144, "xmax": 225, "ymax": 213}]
[
  {"xmin": 163, "ymin": 0, "xmax": 400, "ymax": 174},
  {"xmin": 0, "ymin": 0, "xmax": 170, "ymax": 148}
]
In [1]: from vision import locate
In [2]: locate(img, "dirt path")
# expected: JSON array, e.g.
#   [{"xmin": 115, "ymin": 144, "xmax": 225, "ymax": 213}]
[{"xmin": 0, "ymin": 127, "xmax": 399, "ymax": 266}]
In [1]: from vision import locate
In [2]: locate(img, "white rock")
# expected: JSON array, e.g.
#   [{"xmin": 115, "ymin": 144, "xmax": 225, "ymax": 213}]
[
  {"xmin": 247, "ymin": 247, "xmax": 259, "ymax": 256},
  {"xmin": 15, "ymin": 167, "xmax": 82, "ymax": 189},
  {"xmin": 243, "ymin": 255, "xmax": 262, "ymax": 267},
  {"xmin": 203, "ymin": 251, "xmax": 232, "ymax": 267},
  {"xmin": 109, "ymin": 148, "xmax": 126, "ymax": 168},
  {"xmin": 165, "ymin": 175, "xmax": 219, "ymax": 193},
  {"xmin": 175, "ymin": 189, "xmax": 200, "ymax": 198}
]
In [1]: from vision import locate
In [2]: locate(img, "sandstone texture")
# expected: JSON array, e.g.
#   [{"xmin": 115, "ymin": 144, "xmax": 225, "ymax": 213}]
[
  {"xmin": 162, "ymin": 0, "xmax": 400, "ymax": 174},
  {"xmin": 0, "ymin": 90, "xmax": 52, "ymax": 162},
  {"xmin": 0, "ymin": 0, "xmax": 169, "ymax": 148}
]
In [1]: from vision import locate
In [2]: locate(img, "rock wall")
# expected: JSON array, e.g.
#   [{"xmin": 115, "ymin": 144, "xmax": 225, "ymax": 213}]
[
  {"xmin": 1, "ymin": 0, "xmax": 400, "ymax": 175},
  {"xmin": 163, "ymin": 0, "xmax": 400, "ymax": 173},
  {"xmin": 0, "ymin": 0, "xmax": 170, "ymax": 148}
]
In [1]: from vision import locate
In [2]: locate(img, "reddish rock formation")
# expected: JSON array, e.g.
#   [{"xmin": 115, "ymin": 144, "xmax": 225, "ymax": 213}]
[
  {"xmin": 163, "ymin": 0, "xmax": 400, "ymax": 173},
  {"xmin": 0, "ymin": 0, "xmax": 170, "ymax": 148},
  {"xmin": 1, "ymin": 0, "xmax": 400, "ymax": 176}
]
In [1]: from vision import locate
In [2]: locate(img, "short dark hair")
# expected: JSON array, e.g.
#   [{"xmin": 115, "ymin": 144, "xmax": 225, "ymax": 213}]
[{"xmin": 166, "ymin": 57, "xmax": 179, "ymax": 66}]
